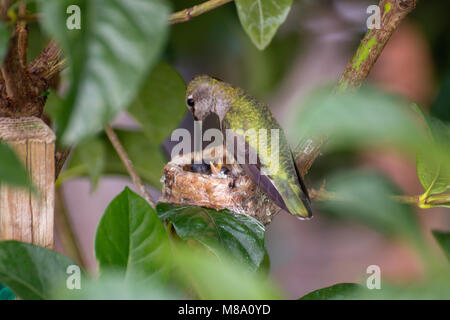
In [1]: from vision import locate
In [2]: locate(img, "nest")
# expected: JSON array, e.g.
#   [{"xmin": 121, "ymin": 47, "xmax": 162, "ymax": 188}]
[{"xmin": 159, "ymin": 146, "xmax": 281, "ymax": 225}]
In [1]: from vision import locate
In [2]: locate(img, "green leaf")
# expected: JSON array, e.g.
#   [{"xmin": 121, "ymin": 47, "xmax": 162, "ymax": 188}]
[
  {"xmin": 0, "ymin": 143, "xmax": 31, "ymax": 188},
  {"xmin": 77, "ymin": 137, "xmax": 105, "ymax": 190},
  {"xmin": 417, "ymin": 151, "xmax": 450, "ymax": 198},
  {"xmin": 292, "ymin": 87, "xmax": 426, "ymax": 152},
  {"xmin": 416, "ymin": 117, "xmax": 450, "ymax": 198},
  {"xmin": 318, "ymin": 170, "xmax": 422, "ymax": 245},
  {"xmin": 0, "ymin": 241, "xmax": 79, "ymax": 300},
  {"xmin": 170, "ymin": 244, "xmax": 281, "ymax": 299},
  {"xmin": 39, "ymin": 0, "xmax": 170, "ymax": 144},
  {"xmin": 128, "ymin": 62, "xmax": 187, "ymax": 144},
  {"xmin": 432, "ymin": 230, "xmax": 450, "ymax": 261},
  {"xmin": 157, "ymin": 203, "xmax": 266, "ymax": 271},
  {"xmin": 299, "ymin": 283, "xmax": 361, "ymax": 300},
  {"xmin": 0, "ymin": 22, "xmax": 9, "ymax": 63},
  {"xmin": 95, "ymin": 188, "xmax": 171, "ymax": 284},
  {"xmin": 0, "ymin": 282, "xmax": 15, "ymax": 300},
  {"xmin": 235, "ymin": 0, "xmax": 292, "ymax": 50},
  {"xmin": 62, "ymin": 129, "xmax": 166, "ymax": 188},
  {"xmin": 258, "ymin": 249, "xmax": 271, "ymax": 277}
]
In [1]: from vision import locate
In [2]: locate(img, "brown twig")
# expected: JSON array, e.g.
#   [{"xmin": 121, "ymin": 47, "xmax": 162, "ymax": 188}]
[
  {"xmin": 169, "ymin": 0, "xmax": 232, "ymax": 24},
  {"xmin": 28, "ymin": 41, "xmax": 63, "ymax": 90},
  {"xmin": 17, "ymin": 3, "xmax": 27, "ymax": 67},
  {"xmin": 55, "ymin": 147, "xmax": 72, "ymax": 178},
  {"xmin": 54, "ymin": 187, "xmax": 87, "ymax": 269},
  {"xmin": 105, "ymin": 124, "xmax": 156, "ymax": 209},
  {"xmin": 337, "ymin": 0, "xmax": 418, "ymax": 92},
  {"xmin": 0, "ymin": 0, "xmax": 14, "ymax": 20},
  {"xmin": 0, "ymin": 33, "xmax": 35, "ymax": 116},
  {"xmin": 0, "ymin": 40, "xmax": 62, "ymax": 117},
  {"xmin": 295, "ymin": 0, "xmax": 418, "ymax": 175}
]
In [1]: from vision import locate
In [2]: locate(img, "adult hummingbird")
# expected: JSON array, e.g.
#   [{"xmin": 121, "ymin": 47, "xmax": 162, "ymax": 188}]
[{"xmin": 185, "ymin": 75, "xmax": 312, "ymax": 219}]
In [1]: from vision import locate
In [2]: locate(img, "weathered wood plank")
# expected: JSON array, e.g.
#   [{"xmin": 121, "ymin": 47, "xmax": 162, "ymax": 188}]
[{"xmin": 0, "ymin": 117, "xmax": 55, "ymax": 248}]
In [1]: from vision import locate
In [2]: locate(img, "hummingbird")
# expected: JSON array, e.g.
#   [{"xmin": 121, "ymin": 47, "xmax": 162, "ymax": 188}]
[{"xmin": 185, "ymin": 75, "xmax": 312, "ymax": 219}]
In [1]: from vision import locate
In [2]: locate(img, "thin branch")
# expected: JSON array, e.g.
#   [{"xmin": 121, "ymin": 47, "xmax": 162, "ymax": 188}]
[
  {"xmin": 54, "ymin": 187, "xmax": 86, "ymax": 269},
  {"xmin": 55, "ymin": 147, "xmax": 72, "ymax": 178},
  {"xmin": 0, "ymin": 0, "xmax": 14, "ymax": 20},
  {"xmin": 17, "ymin": 3, "xmax": 27, "ymax": 67},
  {"xmin": 337, "ymin": 0, "xmax": 418, "ymax": 92},
  {"xmin": 169, "ymin": 0, "xmax": 232, "ymax": 24},
  {"xmin": 28, "ymin": 40, "xmax": 63, "ymax": 90},
  {"xmin": 16, "ymin": 13, "xmax": 39, "ymax": 22},
  {"xmin": 0, "ymin": 33, "xmax": 35, "ymax": 116},
  {"xmin": 395, "ymin": 194, "xmax": 450, "ymax": 208},
  {"xmin": 295, "ymin": 0, "xmax": 419, "ymax": 175},
  {"xmin": 105, "ymin": 124, "xmax": 156, "ymax": 209}
]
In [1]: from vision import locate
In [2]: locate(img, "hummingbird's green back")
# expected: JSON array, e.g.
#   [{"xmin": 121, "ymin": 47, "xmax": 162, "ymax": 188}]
[{"xmin": 221, "ymin": 86, "xmax": 312, "ymax": 218}]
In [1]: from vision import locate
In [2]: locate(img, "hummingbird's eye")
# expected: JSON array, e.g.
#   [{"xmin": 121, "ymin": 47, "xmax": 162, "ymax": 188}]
[{"xmin": 187, "ymin": 98, "xmax": 195, "ymax": 108}]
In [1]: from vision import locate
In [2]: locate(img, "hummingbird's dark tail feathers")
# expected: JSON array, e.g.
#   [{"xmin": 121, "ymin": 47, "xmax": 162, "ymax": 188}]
[
  {"xmin": 239, "ymin": 163, "xmax": 290, "ymax": 213},
  {"xmin": 292, "ymin": 154, "xmax": 313, "ymax": 219}
]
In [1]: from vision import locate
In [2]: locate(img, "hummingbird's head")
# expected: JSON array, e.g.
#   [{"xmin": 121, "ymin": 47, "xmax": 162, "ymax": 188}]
[{"xmin": 186, "ymin": 75, "xmax": 230, "ymax": 121}]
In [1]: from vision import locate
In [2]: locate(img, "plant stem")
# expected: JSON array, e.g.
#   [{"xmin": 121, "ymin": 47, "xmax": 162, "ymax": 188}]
[
  {"xmin": 337, "ymin": 0, "xmax": 418, "ymax": 92},
  {"xmin": 294, "ymin": 0, "xmax": 419, "ymax": 175},
  {"xmin": 169, "ymin": 0, "xmax": 232, "ymax": 24},
  {"xmin": 395, "ymin": 194, "xmax": 450, "ymax": 208},
  {"xmin": 17, "ymin": 3, "xmax": 27, "ymax": 67},
  {"xmin": 104, "ymin": 124, "xmax": 156, "ymax": 209},
  {"xmin": 54, "ymin": 186, "xmax": 86, "ymax": 269}
]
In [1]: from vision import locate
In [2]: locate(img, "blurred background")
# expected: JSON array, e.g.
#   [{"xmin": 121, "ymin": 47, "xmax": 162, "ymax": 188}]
[{"xmin": 40, "ymin": 0, "xmax": 450, "ymax": 298}]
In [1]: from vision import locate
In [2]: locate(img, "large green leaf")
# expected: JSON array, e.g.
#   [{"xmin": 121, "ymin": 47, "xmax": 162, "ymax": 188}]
[
  {"xmin": 61, "ymin": 129, "xmax": 166, "ymax": 188},
  {"xmin": 318, "ymin": 170, "xmax": 422, "ymax": 245},
  {"xmin": 39, "ymin": 0, "xmax": 170, "ymax": 144},
  {"xmin": 128, "ymin": 62, "xmax": 186, "ymax": 144},
  {"xmin": 0, "ymin": 22, "xmax": 9, "ymax": 63},
  {"xmin": 170, "ymin": 244, "xmax": 281, "ymax": 299},
  {"xmin": 95, "ymin": 188, "xmax": 171, "ymax": 284},
  {"xmin": 157, "ymin": 203, "xmax": 266, "ymax": 271},
  {"xmin": 235, "ymin": 0, "xmax": 292, "ymax": 50},
  {"xmin": 432, "ymin": 230, "xmax": 450, "ymax": 261},
  {"xmin": 0, "ymin": 143, "xmax": 31, "ymax": 188},
  {"xmin": 299, "ymin": 283, "xmax": 361, "ymax": 300},
  {"xmin": 0, "ymin": 241, "xmax": 79, "ymax": 300}
]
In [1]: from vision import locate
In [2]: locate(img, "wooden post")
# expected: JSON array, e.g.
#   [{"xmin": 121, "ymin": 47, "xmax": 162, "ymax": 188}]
[{"xmin": 0, "ymin": 117, "xmax": 55, "ymax": 249}]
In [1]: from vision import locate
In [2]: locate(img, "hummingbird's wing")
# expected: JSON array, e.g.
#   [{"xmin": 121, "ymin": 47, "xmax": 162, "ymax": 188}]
[
  {"xmin": 239, "ymin": 155, "xmax": 312, "ymax": 218},
  {"xmin": 239, "ymin": 162, "xmax": 290, "ymax": 213},
  {"xmin": 225, "ymin": 130, "xmax": 311, "ymax": 217}
]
